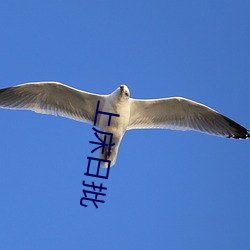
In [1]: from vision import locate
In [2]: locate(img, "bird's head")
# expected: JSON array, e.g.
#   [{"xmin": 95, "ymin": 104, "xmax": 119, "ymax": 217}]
[
  {"xmin": 119, "ymin": 84, "xmax": 130, "ymax": 98},
  {"xmin": 110, "ymin": 84, "xmax": 130, "ymax": 103}
]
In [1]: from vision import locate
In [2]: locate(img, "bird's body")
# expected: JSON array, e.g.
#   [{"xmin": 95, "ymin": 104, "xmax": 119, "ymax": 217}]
[
  {"xmin": 0, "ymin": 82, "xmax": 249, "ymax": 167},
  {"xmin": 97, "ymin": 86, "xmax": 130, "ymax": 166}
]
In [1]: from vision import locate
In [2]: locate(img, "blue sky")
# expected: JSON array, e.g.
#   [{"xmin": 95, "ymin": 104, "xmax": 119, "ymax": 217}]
[{"xmin": 0, "ymin": 1, "xmax": 249, "ymax": 249}]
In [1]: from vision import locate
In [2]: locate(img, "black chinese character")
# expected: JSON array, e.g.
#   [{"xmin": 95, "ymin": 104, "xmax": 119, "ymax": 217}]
[
  {"xmin": 80, "ymin": 181, "xmax": 107, "ymax": 208},
  {"xmin": 89, "ymin": 127, "xmax": 115, "ymax": 157},
  {"xmin": 94, "ymin": 100, "xmax": 120, "ymax": 126},
  {"xmin": 84, "ymin": 156, "xmax": 111, "ymax": 179}
]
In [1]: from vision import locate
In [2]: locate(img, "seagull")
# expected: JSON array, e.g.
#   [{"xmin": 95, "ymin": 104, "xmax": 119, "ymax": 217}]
[{"xmin": 0, "ymin": 82, "xmax": 249, "ymax": 167}]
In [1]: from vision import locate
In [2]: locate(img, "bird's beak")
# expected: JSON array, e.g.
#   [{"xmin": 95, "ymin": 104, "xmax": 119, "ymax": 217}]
[{"xmin": 120, "ymin": 85, "xmax": 125, "ymax": 93}]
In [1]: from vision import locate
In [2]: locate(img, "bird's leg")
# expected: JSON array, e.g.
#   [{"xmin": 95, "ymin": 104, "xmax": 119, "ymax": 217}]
[{"xmin": 105, "ymin": 148, "xmax": 112, "ymax": 160}]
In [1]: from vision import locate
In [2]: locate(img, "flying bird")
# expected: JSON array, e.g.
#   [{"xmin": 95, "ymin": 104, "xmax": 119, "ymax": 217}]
[{"xmin": 0, "ymin": 82, "xmax": 249, "ymax": 167}]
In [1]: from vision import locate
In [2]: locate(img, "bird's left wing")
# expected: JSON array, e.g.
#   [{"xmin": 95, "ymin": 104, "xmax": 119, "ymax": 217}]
[
  {"xmin": 0, "ymin": 82, "xmax": 106, "ymax": 124},
  {"xmin": 128, "ymin": 97, "xmax": 249, "ymax": 139}
]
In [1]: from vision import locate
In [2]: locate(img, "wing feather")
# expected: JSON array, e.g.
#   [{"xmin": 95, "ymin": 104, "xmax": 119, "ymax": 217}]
[
  {"xmin": 0, "ymin": 82, "xmax": 106, "ymax": 124},
  {"xmin": 128, "ymin": 97, "xmax": 249, "ymax": 139}
]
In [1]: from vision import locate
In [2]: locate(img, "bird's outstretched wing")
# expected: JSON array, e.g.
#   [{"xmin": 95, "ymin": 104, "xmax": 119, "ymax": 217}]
[
  {"xmin": 0, "ymin": 82, "xmax": 106, "ymax": 124},
  {"xmin": 128, "ymin": 97, "xmax": 249, "ymax": 139}
]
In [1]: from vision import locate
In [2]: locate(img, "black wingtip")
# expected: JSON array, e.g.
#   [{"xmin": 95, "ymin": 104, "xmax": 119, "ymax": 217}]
[
  {"xmin": 247, "ymin": 131, "xmax": 250, "ymax": 138},
  {"xmin": 222, "ymin": 115, "xmax": 250, "ymax": 139}
]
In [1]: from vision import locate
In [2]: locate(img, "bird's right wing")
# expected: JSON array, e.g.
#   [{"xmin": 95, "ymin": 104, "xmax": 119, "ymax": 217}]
[
  {"xmin": 128, "ymin": 97, "xmax": 249, "ymax": 139},
  {"xmin": 0, "ymin": 82, "xmax": 106, "ymax": 124}
]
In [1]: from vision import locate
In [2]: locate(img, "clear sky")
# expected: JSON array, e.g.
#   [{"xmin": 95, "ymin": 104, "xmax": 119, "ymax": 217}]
[{"xmin": 0, "ymin": 1, "xmax": 249, "ymax": 249}]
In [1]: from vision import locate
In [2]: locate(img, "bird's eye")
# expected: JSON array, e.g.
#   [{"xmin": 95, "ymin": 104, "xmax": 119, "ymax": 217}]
[{"xmin": 125, "ymin": 92, "xmax": 129, "ymax": 97}]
